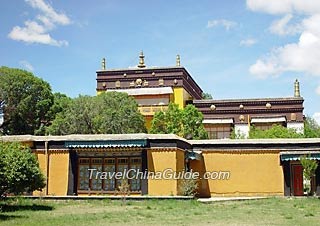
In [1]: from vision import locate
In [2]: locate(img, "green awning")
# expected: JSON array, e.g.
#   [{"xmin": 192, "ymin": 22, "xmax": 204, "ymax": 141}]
[
  {"xmin": 280, "ymin": 153, "xmax": 320, "ymax": 161},
  {"xmin": 65, "ymin": 139, "xmax": 147, "ymax": 149}
]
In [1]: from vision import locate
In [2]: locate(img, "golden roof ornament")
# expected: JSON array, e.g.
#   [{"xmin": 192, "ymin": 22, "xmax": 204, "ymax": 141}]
[
  {"xmin": 101, "ymin": 58, "xmax": 106, "ymax": 70},
  {"xmin": 176, "ymin": 54, "xmax": 181, "ymax": 66},
  {"xmin": 138, "ymin": 51, "xmax": 146, "ymax": 68},
  {"xmin": 294, "ymin": 79, "xmax": 300, "ymax": 97}
]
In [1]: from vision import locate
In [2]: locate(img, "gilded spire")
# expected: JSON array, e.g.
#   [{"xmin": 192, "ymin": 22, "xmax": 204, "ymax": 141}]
[
  {"xmin": 138, "ymin": 51, "xmax": 146, "ymax": 68},
  {"xmin": 176, "ymin": 54, "xmax": 181, "ymax": 66},
  {"xmin": 101, "ymin": 58, "xmax": 106, "ymax": 70},
  {"xmin": 294, "ymin": 79, "xmax": 300, "ymax": 97}
]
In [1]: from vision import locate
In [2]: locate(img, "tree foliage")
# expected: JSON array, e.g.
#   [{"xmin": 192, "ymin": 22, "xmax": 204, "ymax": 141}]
[
  {"xmin": 0, "ymin": 142, "xmax": 45, "ymax": 197},
  {"xmin": 247, "ymin": 116, "xmax": 320, "ymax": 139},
  {"xmin": 300, "ymin": 155, "xmax": 318, "ymax": 180},
  {"xmin": 202, "ymin": 92, "xmax": 213, "ymax": 100},
  {"xmin": 46, "ymin": 92, "xmax": 146, "ymax": 135},
  {"xmin": 249, "ymin": 125, "xmax": 303, "ymax": 139},
  {"xmin": 300, "ymin": 155, "xmax": 318, "ymax": 195},
  {"xmin": 0, "ymin": 67, "xmax": 53, "ymax": 135},
  {"xmin": 150, "ymin": 103, "xmax": 208, "ymax": 139},
  {"xmin": 304, "ymin": 116, "xmax": 320, "ymax": 138},
  {"xmin": 46, "ymin": 93, "xmax": 72, "ymax": 122}
]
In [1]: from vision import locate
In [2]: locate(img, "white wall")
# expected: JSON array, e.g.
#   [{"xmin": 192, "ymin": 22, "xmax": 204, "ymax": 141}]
[
  {"xmin": 234, "ymin": 124, "xmax": 249, "ymax": 138},
  {"xmin": 287, "ymin": 122, "xmax": 304, "ymax": 134}
]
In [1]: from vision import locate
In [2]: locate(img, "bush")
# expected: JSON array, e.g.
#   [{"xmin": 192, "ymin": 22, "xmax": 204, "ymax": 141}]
[
  {"xmin": 0, "ymin": 142, "xmax": 45, "ymax": 198},
  {"xmin": 179, "ymin": 179, "xmax": 198, "ymax": 197},
  {"xmin": 300, "ymin": 155, "xmax": 318, "ymax": 196}
]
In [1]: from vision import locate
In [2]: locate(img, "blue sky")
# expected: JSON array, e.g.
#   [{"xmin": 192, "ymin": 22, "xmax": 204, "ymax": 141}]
[{"xmin": 1, "ymin": 0, "xmax": 320, "ymax": 123}]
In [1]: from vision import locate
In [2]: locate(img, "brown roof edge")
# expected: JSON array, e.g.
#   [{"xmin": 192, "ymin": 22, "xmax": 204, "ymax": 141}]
[{"xmin": 193, "ymin": 97, "xmax": 304, "ymax": 104}]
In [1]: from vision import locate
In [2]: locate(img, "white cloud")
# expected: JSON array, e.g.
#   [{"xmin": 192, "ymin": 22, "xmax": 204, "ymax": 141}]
[
  {"xmin": 313, "ymin": 112, "xmax": 320, "ymax": 125},
  {"xmin": 246, "ymin": 0, "xmax": 320, "ymax": 15},
  {"xmin": 247, "ymin": 1, "xmax": 320, "ymax": 78},
  {"xmin": 19, "ymin": 60, "xmax": 34, "ymax": 71},
  {"xmin": 9, "ymin": 20, "xmax": 68, "ymax": 46},
  {"xmin": 249, "ymin": 59, "xmax": 282, "ymax": 79},
  {"xmin": 207, "ymin": 19, "xmax": 237, "ymax": 30},
  {"xmin": 269, "ymin": 14, "xmax": 301, "ymax": 35},
  {"xmin": 26, "ymin": 0, "xmax": 70, "ymax": 25},
  {"xmin": 8, "ymin": 0, "xmax": 70, "ymax": 46},
  {"xmin": 240, "ymin": 38, "xmax": 257, "ymax": 47}
]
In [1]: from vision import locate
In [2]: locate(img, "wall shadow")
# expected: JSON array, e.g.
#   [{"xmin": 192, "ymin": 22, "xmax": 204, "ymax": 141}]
[
  {"xmin": 0, "ymin": 214, "xmax": 26, "ymax": 221},
  {"xmin": 0, "ymin": 203, "xmax": 54, "ymax": 212}
]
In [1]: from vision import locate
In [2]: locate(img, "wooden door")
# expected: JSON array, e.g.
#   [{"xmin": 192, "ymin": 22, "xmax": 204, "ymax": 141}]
[{"xmin": 292, "ymin": 164, "xmax": 304, "ymax": 196}]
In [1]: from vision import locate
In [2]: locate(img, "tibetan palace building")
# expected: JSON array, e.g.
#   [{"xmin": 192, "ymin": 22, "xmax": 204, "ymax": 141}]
[{"xmin": 96, "ymin": 52, "xmax": 304, "ymax": 138}]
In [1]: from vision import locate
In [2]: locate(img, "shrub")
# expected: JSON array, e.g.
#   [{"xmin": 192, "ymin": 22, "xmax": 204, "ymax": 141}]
[
  {"xmin": 179, "ymin": 179, "xmax": 198, "ymax": 197},
  {"xmin": 0, "ymin": 142, "xmax": 45, "ymax": 198}
]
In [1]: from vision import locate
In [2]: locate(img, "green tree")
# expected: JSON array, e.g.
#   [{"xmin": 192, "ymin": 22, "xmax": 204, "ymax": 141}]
[
  {"xmin": 163, "ymin": 103, "xmax": 183, "ymax": 136},
  {"xmin": 249, "ymin": 125, "xmax": 304, "ymax": 139},
  {"xmin": 304, "ymin": 116, "xmax": 320, "ymax": 138},
  {"xmin": 0, "ymin": 67, "xmax": 54, "ymax": 135},
  {"xmin": 95, "ymin": 92, "xmax": 147, "ymax": 134},
  {"xmin": 46, "ymin": 93, "xmax": 72, "ymax": 121},
  {"xmin": 46, "ymin": 92, "xmax": 146, "ymax": 135},
  {"xmin": 247, "ymin": 117, "xmax": 320, "ymax": 139},
  {"xmin": 300, "ymin": 155, "xmax": 318, "ymax": 195},
  {"xmin": 202, "ymin": 92, "xmax": 213, "ymax": 99},
  {"xmin": 47, "ymin": 95, "xmax": 96, "ymax": 135},
  {"xmin": 0, "ymin": 142, "xmax": 45, "ymax": 197},
  {"xmin": 149, "ymin": 111, "xmax": 166, "ymax": 134},
  {"xmin": 182, "ymin": 105, "xmax": 208, "ymax": 139},
  {"xmin": 150, "ymin": 103, "xmax": 208, "ymax": 139}
]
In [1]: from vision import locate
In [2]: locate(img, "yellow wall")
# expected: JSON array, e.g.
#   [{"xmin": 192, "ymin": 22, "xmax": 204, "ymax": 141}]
[
  {"xmin": 190, "ymin": 150, "xmax": 284, "ymax": 197},
  {"xmin": 176, "ymin": 149, "xmax": 185, "ymax": 195},
  {"xmin": 48, "ymin": 151, "xmax": 70, "ymax": 196},
  {"xmin": 33, "ymin": 150, "xmax": 70, "ymax": 196},
  {"xmin": 173, "ymin": 87, "xmax": 191, "ymax": 109},
  {"xmin": 145, "ymin": 116, "xmax": 152, "ymax": 131},
  {"xmin": 33, "ymin": 151, "xmax": 46, "ymax": 196},
  {"xmin": 147, "ymin": 149, "xmax": 184, "ymax": 195}
]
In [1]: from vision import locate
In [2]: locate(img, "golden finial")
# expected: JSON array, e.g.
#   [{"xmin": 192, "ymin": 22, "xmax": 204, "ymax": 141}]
[
  {"xmin": 294, "ymin": 79, "xmax": 300, "ymax": 97},
  {"xmin": 101, "ymin": 58, "xmax": 106, "ymax": 70},
  {"xmin": 176, "ymin": 54, "xmax": 181, "ymax": 66},
  {"xmin": 138, "ymin": 51, "xmax": 146, "ymax": 68}
]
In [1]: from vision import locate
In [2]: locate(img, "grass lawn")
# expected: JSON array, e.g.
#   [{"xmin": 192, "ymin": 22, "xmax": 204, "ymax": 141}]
[{"xmin": 0, "ymin": 197, "xmax": 319, "ymax": 226}]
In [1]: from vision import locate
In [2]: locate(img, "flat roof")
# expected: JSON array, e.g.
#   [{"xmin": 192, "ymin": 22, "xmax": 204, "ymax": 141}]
[
  {"xmin": 193, "ymin": 97, "xmax": 304, "ymax": 104},
  {"xmin": 2, "ymin": 134, "xmax": 320, "ymax": 146},
  {"xmin": 189, "ymin": 138, "xmax": 320, "ymax": 145},
  {"xmin": 0, "ymin": 133, "xmax": 187, "ymax": 142},
  {"xmin": 96, "ymin": 66, "xmax": 183, "ymax": 73}
]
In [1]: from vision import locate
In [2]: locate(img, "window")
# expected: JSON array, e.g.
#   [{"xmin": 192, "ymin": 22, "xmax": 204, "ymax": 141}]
[
  {"xmin": 104, "ymin": 158, "xmax": 115, "ymax": 191},
  {"xmin": 116, "ymin": 158, "xmax": 129, "ymax": 188},
  {"xmin": 78, "ymin": 156, "xmax": 142, "ymax": 193},
  {"xmin": 205, "ymin": 124, "xmax": 232, "ymax": 139},
  {"xmin": 130, "ymin": 158, "xmax": 142, "ymax": 191},
  {"xmin": 253, "ymin": 122, "xmax": 284, "ymax": 131},
  {"xmin": 91, "ymin": 158, "xmax": 103, "ymax": 191},
  {"xmin": 79, "ymin": 158, "xmax": 90, "ymax": 190}
]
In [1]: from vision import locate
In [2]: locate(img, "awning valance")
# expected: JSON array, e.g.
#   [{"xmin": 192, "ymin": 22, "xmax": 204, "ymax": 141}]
[
  {"xmin": 280, "ymin": 151, "xmax": 320, "ymax": 161},
  {"xmin": 251, "ymin": 116, "xmax": 286, "ymax": 124},
  {"xmin": 107, "ymin": 87, "xmax": 173, "ymax": 96},
  {"xmin": 203, "ymin": 119, "xmax": 233, "ymax": 124},
  {"xmin": 65, "ymin": 139, "xmax": 147, "ymax": 149}
]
